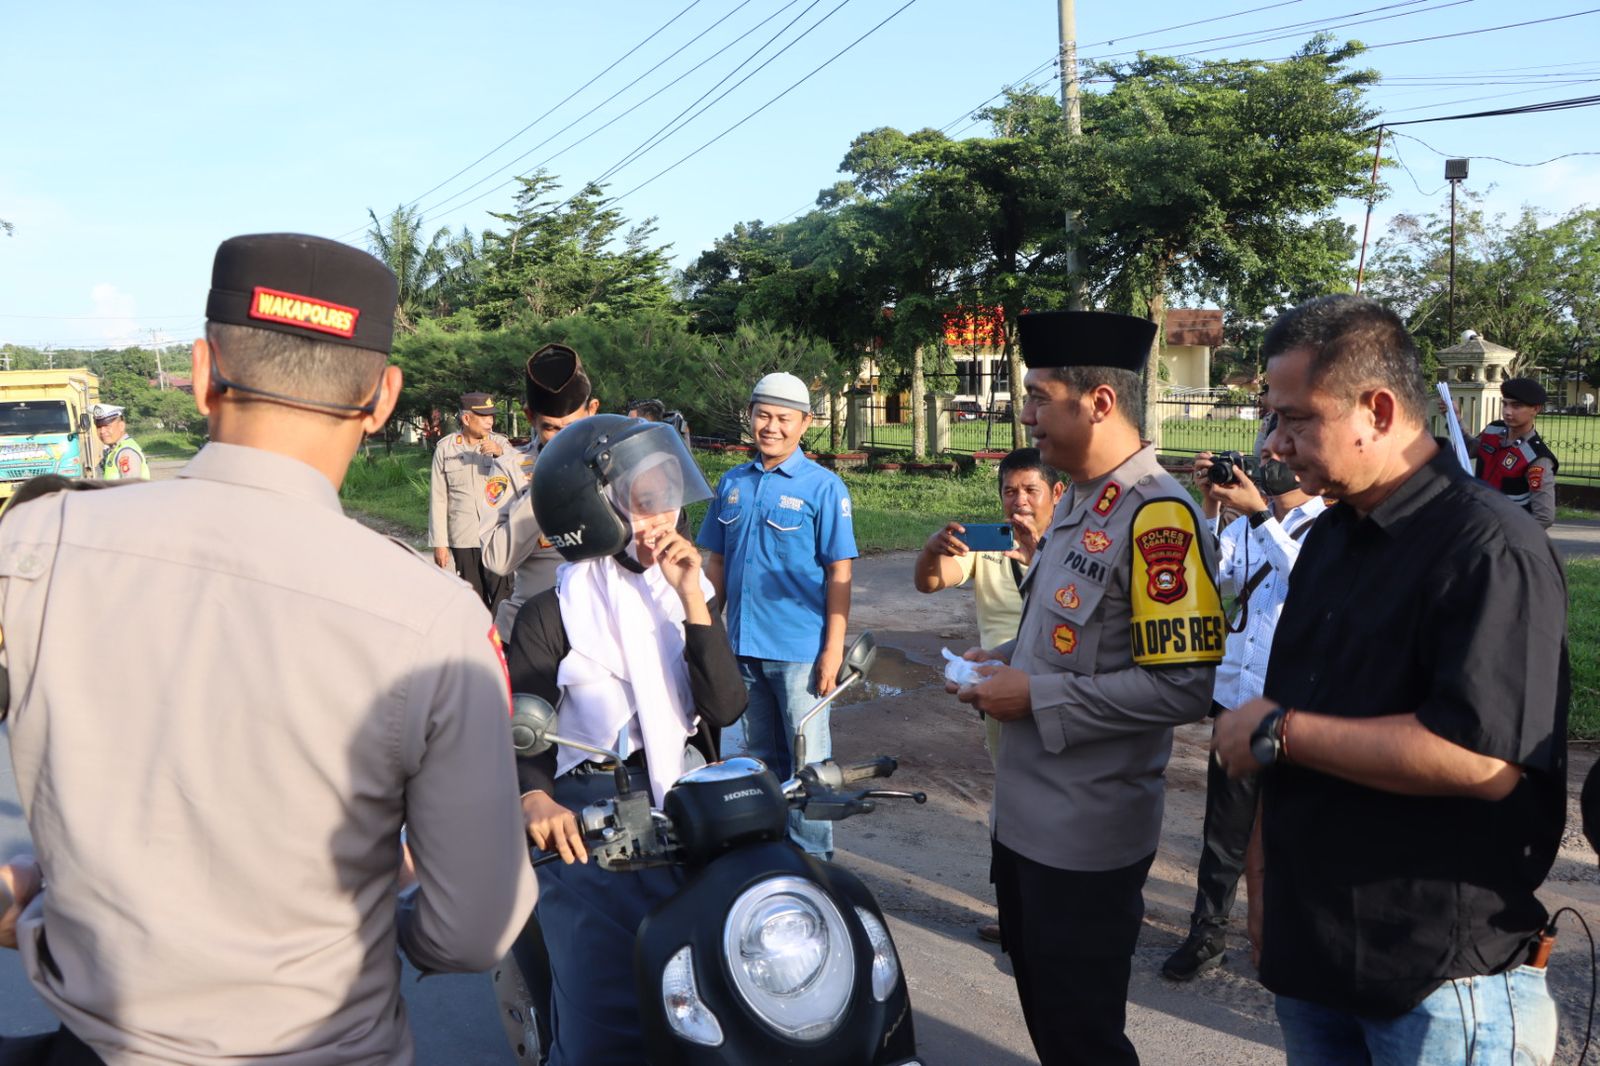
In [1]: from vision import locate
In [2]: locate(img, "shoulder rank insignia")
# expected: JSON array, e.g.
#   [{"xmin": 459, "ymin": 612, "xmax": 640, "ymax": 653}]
[
  {"xmin": 1082, "ymin": 529, "xmax": 1112, "ymax": 554},
  {"xmin": 1093, "ymin": 481, "xmax": 1122, "ymax": 518},
  {"xmin": 1128, "ymin": 498, "xmax": 1224, "ymax": 668}
]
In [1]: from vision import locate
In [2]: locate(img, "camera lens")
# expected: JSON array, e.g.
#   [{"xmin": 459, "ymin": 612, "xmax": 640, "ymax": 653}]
[{"xmin": 1206, "ymin": 459, "xmax": 1235, "ymax": 485}]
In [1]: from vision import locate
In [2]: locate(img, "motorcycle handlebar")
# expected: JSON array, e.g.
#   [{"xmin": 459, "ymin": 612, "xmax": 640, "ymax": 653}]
[{"xmin": 839, "ymin": 756, "xmax": 898, "ymax": 784}]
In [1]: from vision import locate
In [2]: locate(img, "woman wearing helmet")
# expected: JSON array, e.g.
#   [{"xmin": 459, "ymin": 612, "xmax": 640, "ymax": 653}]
[{"xmin": 503, "ymin": 414, "xmax": 746, "ymax": 1065}]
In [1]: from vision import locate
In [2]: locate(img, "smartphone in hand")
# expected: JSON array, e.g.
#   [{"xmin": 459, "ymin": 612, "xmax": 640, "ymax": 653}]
[{"xmin": 954, "ymin": 523, "xmax": 1014, "ymax": 552}]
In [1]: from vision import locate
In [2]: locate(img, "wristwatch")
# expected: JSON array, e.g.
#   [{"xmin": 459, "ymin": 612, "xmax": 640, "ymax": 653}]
[
  {"xmin": 1250, "ymin": 707, "xmax": 1287, "ymax": 766},
  {"xmin": 1248, "ymin": 509, "xmax": 1272, "ymax": 528}
]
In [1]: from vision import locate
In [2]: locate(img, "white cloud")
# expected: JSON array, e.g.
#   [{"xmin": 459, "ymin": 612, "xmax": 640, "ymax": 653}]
[{"xmin": 90, "ymin": 283, "xmax": 139, "ymax": 348}]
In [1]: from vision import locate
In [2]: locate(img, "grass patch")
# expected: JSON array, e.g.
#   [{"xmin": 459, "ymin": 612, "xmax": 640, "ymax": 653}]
[
  {"xmin": 136, "ymin": 429, "xmax": 206, "ymax": 459},
  {"xmin": 340, "ymin": 448, "xmax": 431, "ymax": 535},
  {"xmin": 1569, "ymin": 558, "xmax": 1600, "ymax": 739},
  {"xmin": 1558, "ymin": 506, "xmax": 1600, "ymax": 522}
]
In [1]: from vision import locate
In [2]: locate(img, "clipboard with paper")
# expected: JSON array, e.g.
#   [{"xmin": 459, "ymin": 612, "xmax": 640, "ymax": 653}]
[{"xmin": 1436, "ymin": 382, "xmax": 1473, "ymax": 474}]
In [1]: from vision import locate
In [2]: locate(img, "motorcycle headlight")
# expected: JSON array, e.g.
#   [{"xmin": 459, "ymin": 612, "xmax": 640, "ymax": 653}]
[
  {"xmin": 854, "ymin": 906, "xmax": 900, "ymax": 1002},
  {"xmin": 661, "ymin": 945, "xmax": 724, "ymax": 1047},
  {"xmin": 723, "ymin": 876, "xmax": 853, "ymax": 1041}
]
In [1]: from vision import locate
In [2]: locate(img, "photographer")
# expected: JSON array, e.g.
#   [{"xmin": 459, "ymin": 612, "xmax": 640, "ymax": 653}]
[{"xmin": 1161, "ymin": 431, "xmax": 1326, "ymax": 981}]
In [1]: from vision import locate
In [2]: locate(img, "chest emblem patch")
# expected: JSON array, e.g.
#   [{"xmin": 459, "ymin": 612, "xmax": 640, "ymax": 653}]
[
  {"xmin": 485, "ymin": 475, "xmax": 510, "ymax": 506},
  {"xmin": 1055, "ymin": 585, "xmax": 1080, "ymax": 610},
  {"xmin": 727, "ymin": 488, "xmax": 740, "ymax": 506},
  {"xmin": 1082, "ymin": 529, "xmax": 1112, "ymax": 554},
  {"xmin": 1093, "ymin": 481, "xmax": 1122, "ymax": 517},
  {"xmin": 1502, "ymin": 451, "xmax": 1518, "ymax": 470},
  {"xmin": 779, "ymin": 494, "xmax": 805, "ymax": 511},
  {"xmin": 1134, "ymin": 525, "xmax": 1193, "ymax": 605},
  {"xmin": 1052, "ymin": 622, "xmax": 1078, "ymax": 655}
]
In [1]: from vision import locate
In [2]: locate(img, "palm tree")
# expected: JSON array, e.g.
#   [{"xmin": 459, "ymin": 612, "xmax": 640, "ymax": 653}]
[{"xmin": 366, "ymin": 206, "xmax": 458, "ymax": 329}]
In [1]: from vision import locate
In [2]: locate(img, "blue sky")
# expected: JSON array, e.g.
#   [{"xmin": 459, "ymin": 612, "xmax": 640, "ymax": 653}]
[{"xmin": 2, "ymin": 0, "xmax": 1596, "ymax": 349}]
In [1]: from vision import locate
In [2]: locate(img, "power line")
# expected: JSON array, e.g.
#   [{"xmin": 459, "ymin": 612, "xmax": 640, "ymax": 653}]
[
  {"xmin": 1377, "ymin": 80, "xmax": 1600, "ymax": 116},
  {"xmin": 0, "ymin": 312, "xmax": 201, "ymax": 321},
  {"xmin": 423, "ymin": 0, "xmax": 843, "ymax": 228},
  {"xmin": 1390, "ymin": 129, "xmax": 1600, "ymax": 168},
  {"xmin": 367, "ymin": 0, "xmax": 784, "ymax": 237},
  {"xmin": 374, "ymin": 0, "xmax": 707, "ymax": 224},
  {"xmin": 609, "ymin": 0, "xmax": 925, "ymax": 205},
  {"xmin": 1375, "ymin": 91, "xmax": 1600, "ymax": 126}
]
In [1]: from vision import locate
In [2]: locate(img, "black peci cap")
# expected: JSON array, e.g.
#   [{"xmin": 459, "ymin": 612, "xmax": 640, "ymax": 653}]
[
  {"xmin": 526, "ymin": 343, "xmax": 592, "ymax": 417},
  {"xmin": 1501, "ymin": 377, "xmax": 1548, "ymax": 407},
  {"xmin": 1017, "ymin": 311, "xmax": 1157, "ymax": 373},
  {"xmin": 206, "ymin": 234, "xmax": 398, "ymax": 354}
]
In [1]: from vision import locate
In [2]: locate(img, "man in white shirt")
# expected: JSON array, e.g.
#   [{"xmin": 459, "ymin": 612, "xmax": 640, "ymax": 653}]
[{"xmin": 1162, "ymin": 427, "xmax": 1327, "ymax": 981}]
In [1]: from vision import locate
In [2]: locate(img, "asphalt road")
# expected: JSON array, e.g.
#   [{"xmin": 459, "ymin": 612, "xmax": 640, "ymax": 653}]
[{"xmin": 0, "ymin": 469, "xmax": 1595, "ymax": 1063}]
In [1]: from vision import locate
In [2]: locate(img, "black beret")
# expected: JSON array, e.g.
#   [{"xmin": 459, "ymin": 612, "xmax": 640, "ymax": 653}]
[
  {"xmin": 525, "ymin": 343, "xmax": 592, "ymax": 417},
  {"xmin": 461, "ymin": 392, "xmax": 496, "ymax": 415},
  {"xmin": 1501, "ymin": 377, "xmax": 1548, "ymax": 407},
  {"xmin": 1017, "ymin": 311, "xmax": 1156, "ymax": 373},
  {"xmin": 206, "ymin": 234, "xmax": 398, "ymax": 354}
]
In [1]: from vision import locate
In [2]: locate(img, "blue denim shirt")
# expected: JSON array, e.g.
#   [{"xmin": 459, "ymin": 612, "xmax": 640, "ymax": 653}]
[{"xmin": 696, "ymin": 450, "xmax": 857, "ymax": 662}]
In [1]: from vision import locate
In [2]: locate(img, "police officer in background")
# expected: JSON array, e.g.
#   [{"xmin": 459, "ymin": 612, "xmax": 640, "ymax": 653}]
[
  {"xmin": 92, "ymin": 403, "xmax": 149, "ymax": 480},
  {"xmin": 480, "ymin": 343, "xmax": 601, "ymax": 638},
  {"xmin": 950, "ymin": 311, "xmax": 1223, "ymax": 1066},
  {"xmin": 1464, "ymin": 376, "xmax": 1558, "ymax": 528},
  {"xmin": 429, "ymin": 391, "xmax": 515, "ymax": 609},
  {"xmin": 0, "ymin": 233, "xmax": 537, "ymax": 1065}
]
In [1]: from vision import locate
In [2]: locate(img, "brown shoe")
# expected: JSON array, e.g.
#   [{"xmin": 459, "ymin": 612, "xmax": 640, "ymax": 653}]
[{"xmin": 977, "ymin": 921, "xmax": 1002, "ymax": 943}]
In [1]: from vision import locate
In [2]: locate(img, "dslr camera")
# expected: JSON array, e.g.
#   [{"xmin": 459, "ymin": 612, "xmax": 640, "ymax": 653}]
[{"xmin": 1205, "ymin": 450, "xmax": 1260, "ymax": 486}]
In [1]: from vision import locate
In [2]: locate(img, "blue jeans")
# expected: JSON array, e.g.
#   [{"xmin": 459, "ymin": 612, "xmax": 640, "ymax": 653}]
[
  {"xmin": 1275, "ymin": 966, "xmax": 1558, "ymax": 1065},
  {"xmin": 725, "ymin": 657, "xmax": 832, "ymax": 857}
]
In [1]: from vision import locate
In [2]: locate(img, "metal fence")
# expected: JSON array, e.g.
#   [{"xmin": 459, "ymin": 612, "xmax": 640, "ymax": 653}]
[
  {"xmin": 1156, "ymin": 388, "xmax": 1600, "ymax": 483},
  {"xmin": 855, "ymin": 392, "xmax": 1019, "ymax": 455}
]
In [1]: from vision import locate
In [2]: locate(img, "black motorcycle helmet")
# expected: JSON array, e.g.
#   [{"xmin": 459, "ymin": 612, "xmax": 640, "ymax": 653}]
[{"xmin": 531, "ymin": 414, "xmax": 714, "ymax": 562}]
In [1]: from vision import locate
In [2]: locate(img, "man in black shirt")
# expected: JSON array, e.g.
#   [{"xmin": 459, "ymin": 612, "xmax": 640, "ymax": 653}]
[{"xmin": 1214, "ymin": 295, "xmax": 1567, "ymax": 1063}]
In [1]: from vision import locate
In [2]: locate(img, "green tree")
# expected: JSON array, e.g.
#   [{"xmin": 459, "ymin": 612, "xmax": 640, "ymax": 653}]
[
  {"xmin": 1068, "ymin": 36, "xmax": 1377, "ymax": 434},
  {"xmin": 472, "ymin": 172, "xmax": 675, "ymax": 328}
]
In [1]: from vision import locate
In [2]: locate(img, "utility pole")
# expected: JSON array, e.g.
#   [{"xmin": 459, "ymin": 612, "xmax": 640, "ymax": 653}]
[
  {"xmin": 148, "ymin": 328, "xmax": 167, "ymax": 390},
  {"xmin": 1445, "ymin": 158, "xmax": 1469, "ymax": 339},
  {"xmin": 1058, "ymin": 0, "xmax": 1086, "ymax": 311}
]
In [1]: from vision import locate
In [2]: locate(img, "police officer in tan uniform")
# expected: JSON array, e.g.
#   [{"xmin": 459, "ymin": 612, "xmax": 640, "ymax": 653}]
[
  {"xmin": 429, "ymin": 391, "xmax": 515, "ymax": 609},
  {"xmin": 951, "ymin": 311, "xmax": 1223, "ymax": 1066},
  {"xmin": 0, "ymin": 233, "xmax": 537, "ymax": 1065},
  {"xmin": 480, "ymin": 344, "xmax": 599, "ymax": 638}
]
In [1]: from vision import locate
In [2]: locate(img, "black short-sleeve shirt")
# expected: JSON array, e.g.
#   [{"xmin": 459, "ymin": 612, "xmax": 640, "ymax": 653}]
[{"xmin": 1259, "ymin": 446, "xmax": 1569, "ymax": 1018}]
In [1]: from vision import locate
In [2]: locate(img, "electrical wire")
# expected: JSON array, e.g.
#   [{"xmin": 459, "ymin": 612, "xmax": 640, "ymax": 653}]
[
  {"xmin": 1389, "ymin": 129, "xmax": 1600, "ymax": 168},
  {"xmin": 423, "ymin": 0, "xmax": 846, "ymax": 228},
  {"xmin": 609, "ymin": 0, "xmax": 924, "ymax": 205},
  {"xmin": 378, "ymin": 0, "xmax": 799, "ymax": 234},
  {"xmin": 1375, "ymin": 91, "xmax": 1600, "ymax": 126},
  {"xmin": 371, "ymin": 0, "xmax": 707, "ymax": 224}
]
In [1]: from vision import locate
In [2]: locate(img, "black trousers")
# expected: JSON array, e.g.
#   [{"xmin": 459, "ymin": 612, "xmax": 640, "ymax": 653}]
[
  {"xmin": 451, "ymin": 546, "xmax": 510, "ymax": 614},
  {"xmin": 991, "ymin": 838, "xmax": 1155, "ymax": 1066},
  {"xmin": 1190, "ymin": 725, "xmax": 1262, "ymax": 930}
]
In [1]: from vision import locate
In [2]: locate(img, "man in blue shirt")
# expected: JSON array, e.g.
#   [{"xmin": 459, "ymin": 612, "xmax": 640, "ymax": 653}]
[{"xmin": 698, "ymin": 372, "xmax": 857, "ymax": 857}]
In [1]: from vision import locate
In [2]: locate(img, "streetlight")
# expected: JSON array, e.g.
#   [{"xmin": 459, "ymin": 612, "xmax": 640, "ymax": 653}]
[{"xmin": 1445, "ymin": 158, "xmax": 1469, "ymax": 337}]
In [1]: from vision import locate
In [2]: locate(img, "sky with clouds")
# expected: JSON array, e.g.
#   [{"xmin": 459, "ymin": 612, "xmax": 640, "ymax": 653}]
[{"xmin": 2, "ymin": 0, "xmax": 1595, "ymax": 350}]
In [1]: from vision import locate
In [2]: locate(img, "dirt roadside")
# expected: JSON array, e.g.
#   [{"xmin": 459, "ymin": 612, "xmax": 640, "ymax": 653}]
[{"xmin": 835, "ymin": 551, "xmax": 1600, "ymax": 1066}]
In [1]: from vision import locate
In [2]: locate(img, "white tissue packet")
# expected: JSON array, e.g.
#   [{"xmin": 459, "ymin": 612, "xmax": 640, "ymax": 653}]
[{"xmin": 942, "ymin": 646, "xmax": 1004, "ymax": 688}]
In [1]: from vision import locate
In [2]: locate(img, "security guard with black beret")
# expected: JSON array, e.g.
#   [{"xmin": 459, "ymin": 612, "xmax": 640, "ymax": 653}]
[
  {"xmin": 1465, "ymin": 376, "xmax": 1558, "ymax": 528},
  {"xmin": 950, "ymin": 310, "xmax": 1223, "ymax": 1066},
  {"xmin": 0, "ymin": 233, "xmax": 536, "ymax": 1065}
]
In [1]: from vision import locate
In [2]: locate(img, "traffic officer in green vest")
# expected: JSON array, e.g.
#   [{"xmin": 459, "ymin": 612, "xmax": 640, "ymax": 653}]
[{"xmin": 92, "ymin": 404, "xmax": 149, "ymax": 480}]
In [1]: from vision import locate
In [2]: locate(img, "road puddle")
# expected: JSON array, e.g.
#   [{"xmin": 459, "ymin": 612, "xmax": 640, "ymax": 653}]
[{"xmin": 836, "ymin": 645, "xmax": 944, "ymax": 706}]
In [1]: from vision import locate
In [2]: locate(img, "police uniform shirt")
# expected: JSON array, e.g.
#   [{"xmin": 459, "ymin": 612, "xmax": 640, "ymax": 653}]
[
  {"xmin": 695, "ymin": 450, "xmax": 858, "ymax": 663},
  {"xmin": 479, "ymin": 440, "xmax": 565, "ymax": 637},
  {"xmin": 429, "ymin": 430, "xmax": 515, "ymax": 548},
  {"xmin": 1474, "ymin": 420, "xmax": 1558, "ymax": 529},
  {"xmin": 99, "ymin": 435, "xmax": 149, "ymax": 481},
  {"xmin": 996, "ymin": 444, "xmax": 1222, "ymax": 872},
  {"xmin": 0, "ymin": 443, "xmax": 537, "ymax": 1065}
]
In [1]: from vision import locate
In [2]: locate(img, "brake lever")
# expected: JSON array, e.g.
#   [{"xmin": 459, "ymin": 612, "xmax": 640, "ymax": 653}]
[{"xmin": 861, "ymin": 789, "xmax": 927, "ymax": 804}]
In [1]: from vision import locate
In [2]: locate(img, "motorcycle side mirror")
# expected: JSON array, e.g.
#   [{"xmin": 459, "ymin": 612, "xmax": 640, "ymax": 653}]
[
  {"xmin": 793, "ymin": 631, "xmax": 875, "ymax": 769},
  {"xmin": 510, "ymin": 693, "xmax": 559, "ymax": 757},
  {"xmin": 836, "ymin": 632, "xmax": 877, "ymax": 685}
]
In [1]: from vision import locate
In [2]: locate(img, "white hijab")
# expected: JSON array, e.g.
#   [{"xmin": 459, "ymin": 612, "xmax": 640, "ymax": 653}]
[{"xmin": 553, "ymin": 540, "xmax": 716, "ymax": 805}]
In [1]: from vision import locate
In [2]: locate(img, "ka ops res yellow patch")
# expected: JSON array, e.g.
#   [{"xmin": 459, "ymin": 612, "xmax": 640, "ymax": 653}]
[{"xmin": 1128, "ymin": 498, "xmax": 1225, "ymax": 667}]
